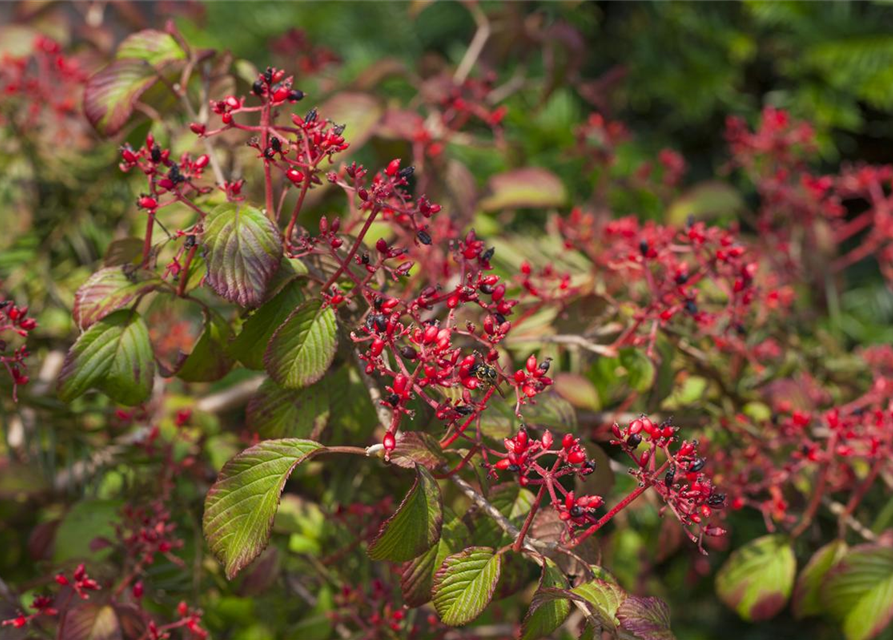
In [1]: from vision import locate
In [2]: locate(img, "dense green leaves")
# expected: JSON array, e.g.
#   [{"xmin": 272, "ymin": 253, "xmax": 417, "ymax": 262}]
[
  {"xmin": 230, "ymin": 279, "xmax": 305, "ymax": 370},
  {"xmin": 716, "ymin": 534, "xmax": 796, "ymax": 621},
  {"xmin": 793, "ymin": 539, "xmax": 848, "ymax": 618},
  {"xmin": 203, "ymin": 439, "xmax": 323, "ymax": 579},
  {"xmin": 264, "ymin": 300, "xmax": 338, "ymax": 389},
  {"xmin": 73, "ymin": 267, "xmax": 164, "ymax": 329},
  {"xmin": 821, "ymin": 545, "xmax": 893, "ymax": 640},
  {"xmin": 58, "ymin": 310, "xmax": 154, "ymax": 405},
  {"xmin": 432, "ymin": 547, "xmax": 502, "ymax": 626},
  {"xmin": 202, "ymin": 203, "xmax": 283, "ymax": 307},
  {"xmin": 521, "ymin": 561, "xmax": 571, "ymax": 640},
  {"xmin": 368, "ymin": 466, "xmax": 443, "ymax": 562}
]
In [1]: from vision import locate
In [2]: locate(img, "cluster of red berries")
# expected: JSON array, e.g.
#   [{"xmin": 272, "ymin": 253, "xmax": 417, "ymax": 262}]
[
  {"xmin": 609, "ymin": 416, "xmax": 726, "ymax": 546},
  {"xmin": 0, "ymin": 35, "xmax": 87, "ymax": 135},
  {"xmin": 147, "ymin": 601, "xmax": 208, "ymax": 639},
  {"xmin": 1, "ymin": 295, "xmax": 36, "ymax": 401},
  {"xmin": 557, "ymin": 212, "xmax": 776, "ymax": 358},
  {"xmin": 121, "ymin": 133, "xmax": 213, "ymax": 206}
]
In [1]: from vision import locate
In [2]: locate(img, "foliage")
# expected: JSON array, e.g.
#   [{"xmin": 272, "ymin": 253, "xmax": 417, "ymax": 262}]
[{"xmin": 2, "ymin": 3, "xmax": 893, "ymax": 640}]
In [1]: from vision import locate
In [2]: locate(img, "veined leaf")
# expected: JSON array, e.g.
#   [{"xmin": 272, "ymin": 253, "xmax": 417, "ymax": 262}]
[
  {"xmin": 231, "ymin": 279, "xmax": 305, "ymax": 370},
  {"xmin": 58, "ymin": 310, "xmax": 154, "ymax": 406},
  {"xmin": 793, "ymin": 539, "xmax": 848, "ymax": 618},
  {"xmin": 84, "ymin": 59, "xmax": 161, "ymax": 136},
  {"xmin": 432, "ymin": 547, "xmax": 502, "ymax": 626},
  {"xmin": 73, "ymin": 267, "xmax": 164, "ymax": 329},
  {"xmin": 821, "ymin": 545, "xmax": 893, "ymax": 640},
  {"xmin": 368, "ymin": 466, "xmax": 443, "ymax": 562},
  {"xmin": 572, "ymin": 578, "xmax": 627, "ymax": 631},
  {"xmin": 401, "ymin": 509, "xmax": 469, "ymax": 607},
  {"xmin": 264, "ymin": 300, "xmax": 338, "ymax": 389},
  {"xmin": 617, "ymin": 596, "xmax": 675, "ymax": 640},
  {"xmin": 116, "ymin": 29, "xmax": 185, "ymax": 66},
  {"xmin": 176, "ymin": 310, "xmax": 234, "ymax": 382},
  {"xmin": 390, "ymin": 432, "xmax": 449, "ymax": 470},
  {"xmin": 202, "ymin": 203, "xmax": 283, "ymax": 307},
  {"xmin": 246, "ymin": 377, "xmax": 330, "ymax": 439},
  {"xmin": 203, "ymin": 439, "xmax": 323, "ymax": 579},
  {"xmin": 61, "ymin": 604, "xmax": 121, "ymax": 640},
  {"xmin": 522, "ymin": 560, "xmax": 571, "ymax": 640},
  {"xmin": 716, "ymin": 534, "xmax": 796, "ymax": 621}
]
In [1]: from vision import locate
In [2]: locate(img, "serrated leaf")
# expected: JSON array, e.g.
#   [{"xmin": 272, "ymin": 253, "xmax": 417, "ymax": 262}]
[
  {"xmin": 246, "ymin": 378, "xmax": 330, "ymax": 439},
  {"xmin": 617, "ymin": 596, "xmax": 675, "ymax": 640},
  {"xmin": 265, "ymin": 300, "xmax": 338, "ymax": 389},
  {"xmin": 401, "ymin": 510, "xmax": 469, "ymax": 607},
  {"xmin": 716, "ymin": 534, "xmax": 796, "ymax": 622},
  {"xmin": 522, "ymin": 561, "xmax": 571, "ymax": 640},
  {"xmin": 390, "ymin": 432, "xmax": 449, "ymax": 470},
  {"xmin": 480, "ymin": 168, "xmax": 567, "ymax": 211},
  {"xmin": 368, "ymin": 466, "xmax": 443, "ymax": 562},
  {"xmin": 73, "ymin": 267, "xmax": 164, "ymax": 329},
  {"xmin": 793, "ymin": 539, "xmax": 848, "ymax": 618},
  {"xmin": 61, "ymin": 604, "xmax": 121, "ymax": 640},
  {"xmin": 84, "ymin": 59, "xmax": 160, "ymax": 136},
  {"xmin": 203, "ymin": 439, "xmax": 323, "ymax": 579},
  {"xmin": 202, "ymin": 203, "xmax": 283, "ymax": 307},
  {"xmin": 176, "ymin": 310, "xmax": 234, "ymax": 382},
  {"xmin": 432, "ymin": 547, "xmax": 502, "ymax": 626},
  {"xmin": 231, "ymin": 279, "xmax": 305, "ymax": 370},
  {"xmin": 821, "ymin": 545, "xmax": 893, "ymax": 640},
  {"xmin": 58, "ymin": 310, "xmax": 155, "ymax": 406},
  {"xmin": 116, "ymin": 29, "xmax": 185, "ymax": 66},
  {"xmin": 572, "ymin": 578, "xmax": 627, "ymax": 631}
]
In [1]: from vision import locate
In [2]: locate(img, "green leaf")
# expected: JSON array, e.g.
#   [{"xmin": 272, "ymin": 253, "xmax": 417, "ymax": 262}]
[
  {"xmin": 202, "ymin": 203, "xmax": 283, "ymax": 307},
  {"xmin": 716, "ymin": 534, "xmax": 796, "ymax": 622},
  {"xmin": 793, "ymin": 539, "xmax": 848, "ymax": 618},
  {"xmin": 667, "ymin": 180, "xmax": 744, "ymax": 225},
  {"xmin": 58, "ymin": 310, "xmax": 155, "ymax": 406},
  {"xmin": 572, "ymin": 578, "xmax": 627, "ymax": 631},
  {"xmin": 176, "ymin": 310, "xmax": 234, "ymax": 382},
  {"xmin": 432, "ymin": 547, "xmax": 502, "ymax": 626},
  {"xmin": 318, "ymin": 92, "xmax": 383, "ymax": 151},
  {"xmin": 481, "ymin": 393, "xmax": 577, "ymax": 438},
  {"xmin": 617, "ymin": 596, "xmax": 675, "ymax": 640},
  {"xmin": 480, "ymin": 168, "xmax": 567, "ymax": 211},
  {"xmin": 84, "ymin": 59, "xmax": 161, "ymax": 136},
  {"xmin": 61, "ymin": 604, "xmax": 121, "ymax": 640},
  {"xmin": 73, "ymin": 267, "xmax": 164, "ymax": 329},
  {"xmin": 401, "ymin": 509, "xmax": 469, "ymax": 607},
  {"xmin": 368, "ymin": 466, "xmax": 443, "ymax": 562},
  {"xmin": 264, "ymin": 300, "xmax": 338, "ymax": 389},
  {"xmin": 203, "ymin": 439, "xmax": 323, "ymax": 579},
  {"xmin": 246, "ymin": 378, "xmax": 330, "ymax": 439},
  {"xmin": 231, "ymin": 279, "xmax": 305, "ymax": 370},
  {"xmin": 390, "ymin": 432, "xmax": 449, "ymax": 470},
  {"xmin": 116, "ymin": 29, "xmax": 185, "ymax": 66},
  {"xmin": 54, "ymin": 499, "xmax": 123, "ymax": 564},
  {"xmin": 474, "ymin": 483, "xmax": 537, "ymax": 547},
  {"xmin": 522, "ymin": 561, "xmax": 571, "ymax": 640},
  {"xmin": 619, "ymin": 347, "xmax": 655, "ymax": 393},
  {"xmin": 821, "ymin": 545, "xmax": 893, "ymax": 640}
]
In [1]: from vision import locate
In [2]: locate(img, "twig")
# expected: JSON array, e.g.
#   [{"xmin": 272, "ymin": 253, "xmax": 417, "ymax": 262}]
[
  {"xmin": 454, "ymin": 1, "xmax": 490, "ymax": 84},
  {"xmin": 821, "ymin": 497, "xmax": 877, "ymax": 542}
]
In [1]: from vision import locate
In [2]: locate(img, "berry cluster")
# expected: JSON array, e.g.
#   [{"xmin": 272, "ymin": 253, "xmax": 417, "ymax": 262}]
[
  {"xmin": 0, "ymin": 294, "xmax": 36, "ymax": 401},
  {"xmin": 2, "ymin": 564, "xmax": 98, "ymax": 629}
]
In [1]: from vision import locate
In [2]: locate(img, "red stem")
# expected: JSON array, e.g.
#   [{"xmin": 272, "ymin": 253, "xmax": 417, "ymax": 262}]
[
  {"xmin": 321, "ymin": 207, "xmax": 380, "ymax": 292},
  {"xmin": 513, "ymin": 484, "xmax": 546, "ymax": 552}
]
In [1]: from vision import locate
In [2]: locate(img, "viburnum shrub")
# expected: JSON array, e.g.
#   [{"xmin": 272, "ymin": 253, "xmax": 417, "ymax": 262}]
[{"xmin": 4, "ymin": 13, "xmax": 893, "ymax": 640}]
